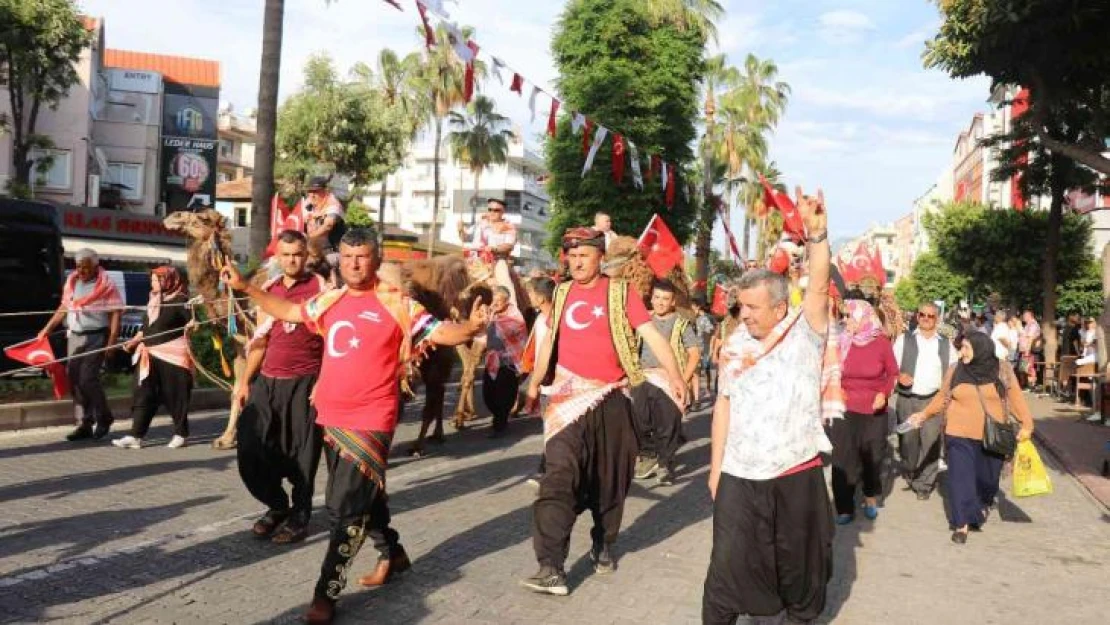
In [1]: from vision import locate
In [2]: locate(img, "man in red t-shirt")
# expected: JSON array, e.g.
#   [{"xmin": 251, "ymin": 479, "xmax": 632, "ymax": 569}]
[
  {"xmin": 520, "ymin": 227, "xmax": 686, "ymax": 597},
  {"xmin": 235, "ymin": 230, "xmax": 327, "ymax": 545},
  {"xmin": 222, "ymin": 229, "xmax": 489, "ymax": 625}
]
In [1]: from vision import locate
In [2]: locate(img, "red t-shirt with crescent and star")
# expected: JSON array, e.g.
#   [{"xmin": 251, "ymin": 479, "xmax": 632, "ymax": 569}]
[
  {"xmin": 557, "ymin": 277, "xmax": 651, "ymax": 383},
  {"xmin": 300, "ymin": 288, "xmax": 437, "ymax": 432}
]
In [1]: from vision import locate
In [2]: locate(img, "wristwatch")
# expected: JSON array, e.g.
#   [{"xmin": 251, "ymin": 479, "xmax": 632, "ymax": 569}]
[{"xmin": 807, "ymin": 231, "xmax": 828, "ymax": 244}]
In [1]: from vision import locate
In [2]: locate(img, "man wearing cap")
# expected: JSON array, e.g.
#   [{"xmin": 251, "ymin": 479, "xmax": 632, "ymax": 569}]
[
  {"xmin": 305, "ymin": 176, "xmax": 347, "ymax": 282},
  {"xmin": 521, "ymin": 227, "xmax": 687, "ymax": 596}
]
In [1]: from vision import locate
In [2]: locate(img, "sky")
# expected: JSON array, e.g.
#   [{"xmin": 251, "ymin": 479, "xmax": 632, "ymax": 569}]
[{"xmin": 81, "ymin": 0, "xmax": 992, "ymax": 240}]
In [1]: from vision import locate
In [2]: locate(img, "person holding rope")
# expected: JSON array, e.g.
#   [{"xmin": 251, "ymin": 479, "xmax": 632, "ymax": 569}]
[
  {"xmin": 234, "ymin": 230, "xmax": 327, "ymax": 545},
  {"xmin": 221, "ymin": 228, "xmax": 490, "ymax": 625},
  {"xmin": 37, "ymin": 249, "xmax": 123, "ymax": 442},
  {"xmin": 112, "ymin": 266, "xmax": 194, "ymax": 450}
]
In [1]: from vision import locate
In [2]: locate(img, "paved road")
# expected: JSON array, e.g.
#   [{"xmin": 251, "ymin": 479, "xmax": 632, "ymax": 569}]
[{"xmin": 0, "ymin": 389, "xmax": 1107, "ymax": 624}]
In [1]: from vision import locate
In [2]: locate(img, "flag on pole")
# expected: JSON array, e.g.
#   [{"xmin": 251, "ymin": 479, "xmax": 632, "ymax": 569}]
[
  {"xmin": 760, "ymin": 175, "xmax": 806, "ymax": 242},
  {"xmin": 4, "ymin": 337, "xmax": 69, "ymax": 399},
  {"xmin": 637, "ymin": 214, "xmax": 683, "ymax": 277}
]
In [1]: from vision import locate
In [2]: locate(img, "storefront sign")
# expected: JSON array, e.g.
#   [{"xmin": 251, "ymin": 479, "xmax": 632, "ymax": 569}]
[
  {"xmin": 59, "ymin": 206, "xmax": 186, "ymax": 246},
  {"xmin": 107, "ymin": 68, "xmax": 162, "ymax": 94},
  {"xmin": 161, "ymin": 88, "xmax": 219, "ymax": 212}
]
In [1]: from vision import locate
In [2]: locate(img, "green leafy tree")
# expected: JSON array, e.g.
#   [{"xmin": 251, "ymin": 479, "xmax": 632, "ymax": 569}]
[
  {"xmin": 0, "ymin": 0, "xmax": 90, "ymax": 197},
  {"xmin": 545, "ymin": 0, "xmax": 709, "ymax": 254},
  {"xmin": 925, "ymin": 0, "xmax": 1110, "ymax": 176},
  {"xmin": 274, "ymin": 54, "xmax": 408, "ymax": 196},
  {"xmin": 897, "ymin": 252, "xmax": 973, "ymax": 313},
  {"xmin": 925, "ymin": 200, "xmax": 1092, "ymax": 321},
  {"xmin": 1057, "ymin": 259, "xmax": 1103, "ymax": 318},
  {"xmin": 448, "ymin": 95, "xmax": 514, "ymax": 226}
]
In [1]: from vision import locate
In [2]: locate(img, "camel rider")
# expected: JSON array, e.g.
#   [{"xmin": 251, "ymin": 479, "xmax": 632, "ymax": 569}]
[
  {"xmin": 305, "ymin": 176, "xmax": 348, "ymax": 278},
  {"xmin": 459, "ymin": 198, "xmax": 519, "ymax": 306}
]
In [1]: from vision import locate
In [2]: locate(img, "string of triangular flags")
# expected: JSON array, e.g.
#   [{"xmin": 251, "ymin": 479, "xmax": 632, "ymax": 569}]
[{"xmin": 380, "ymin": 0, "xmax": 680, "ymax": 208}]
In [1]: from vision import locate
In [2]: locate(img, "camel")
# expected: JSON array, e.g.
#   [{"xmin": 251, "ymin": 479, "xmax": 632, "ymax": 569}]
[
  {"xmin": 604, "ymin": 235, "xmax": 694, "ymax": 312},
  {"xmin": 165, "ymin": 210, "xmax": 491, "ymax": 455},
  {"xmin": 163, "ymin": 209, "xmax": 255, "ymax": 450}
]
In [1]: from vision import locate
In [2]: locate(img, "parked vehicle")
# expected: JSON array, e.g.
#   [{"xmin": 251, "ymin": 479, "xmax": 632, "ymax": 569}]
[{"xmin": 0, "ymin": 200, "xmax": 64, "ymax": 375}]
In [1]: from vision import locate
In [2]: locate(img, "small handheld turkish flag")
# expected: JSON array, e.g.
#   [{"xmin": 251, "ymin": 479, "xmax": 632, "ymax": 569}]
[
  {"xmin": 760, "ymin": 175, "xmax": 806, "ymax": 242},
  {"xmin": 637, "ymin": 214, "xmax": 683, "ymax": 278},
  {"xmin": 4, "ymin": 337, "xmax": 69, "ymax": 399},
  {"xmin": 710, "ymin": 285, "xmax": 729, "ymax": 316}
]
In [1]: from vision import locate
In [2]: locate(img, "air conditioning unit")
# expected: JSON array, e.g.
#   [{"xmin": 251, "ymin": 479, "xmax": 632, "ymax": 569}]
[{"xmin": 87, "ymin": 175, "xmax": 100, "ymax": 207}]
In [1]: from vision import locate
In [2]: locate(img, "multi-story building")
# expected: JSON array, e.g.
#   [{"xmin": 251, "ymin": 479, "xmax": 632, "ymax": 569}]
[
  {"xmin": 217, "ymin": 106, "xmax": 256, "ymax": 184},
  {"xmin": 0, "ymin": 17, "xmax": 218, "ymax": 266},
  {"xmin": 364, "ymin": 126, "xmax": 555, "ymax": 270}
]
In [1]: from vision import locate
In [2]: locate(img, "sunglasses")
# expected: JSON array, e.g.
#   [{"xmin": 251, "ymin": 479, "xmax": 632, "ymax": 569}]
[{"xmin": 917, "ymin": 312, "xmax": 937, "ymax": 319}]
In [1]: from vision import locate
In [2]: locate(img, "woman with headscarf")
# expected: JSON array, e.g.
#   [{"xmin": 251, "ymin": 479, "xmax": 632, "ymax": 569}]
[
  {"xmin": 909, "ymin": 331, "xmax": 1034, "ymax": 544},
  {"xmin": 831, "ymin": 300, "xmax": 898, "ymax": 524},
  {"xmin": 112, "ymin": 266, "xmax": 194, "ymax": 449}
]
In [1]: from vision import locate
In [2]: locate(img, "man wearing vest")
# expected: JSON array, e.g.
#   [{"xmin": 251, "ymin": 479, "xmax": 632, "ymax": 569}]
[
  {"xmin": 221, "ymin": 228, "xmax": 489, "ymax": 625},
  {"xmin": 522, "ymin": 227, "xmax": 687, "ymax": 596},
  {"xmin": 893, "ymin": 302, "xmax": 954, "ymax": 500},
  {"xmin": 633, "ymin": 279, "xmax": 700, "ymax": 485}
]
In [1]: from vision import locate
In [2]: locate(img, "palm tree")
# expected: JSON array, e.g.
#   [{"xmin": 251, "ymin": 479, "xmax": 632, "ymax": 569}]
[
  {"xmin": 694, "ymin": 54, "xmax": 739, "ymax": 294},
  {"xmin": 410, "ymin": 23, "xmax": 481, "ymax": 256},
  {"xmin": 248, "ymin": 0, "xmax": 286, "ymax": 257},
  {"xmin": 448, "ymin": 96, "xmax": 514, "ymax": 227},
  {"xmin": 645, "ymin": 0, "xmax": 725, "ymax": 41},
  {"xmin": 367, "ymin": 49, "xmax": 427, "ymax": 233}
]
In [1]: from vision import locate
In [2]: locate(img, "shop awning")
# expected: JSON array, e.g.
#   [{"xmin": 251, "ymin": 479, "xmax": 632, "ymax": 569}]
[{"xmin": 63, "ymin": 236, "xmax": 187, "ymax": 264}]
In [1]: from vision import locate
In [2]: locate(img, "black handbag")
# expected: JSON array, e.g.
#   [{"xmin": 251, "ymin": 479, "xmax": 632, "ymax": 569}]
[{"xmin": 974, "ymin": 384, "xmax": 1018, "ymax": 457}]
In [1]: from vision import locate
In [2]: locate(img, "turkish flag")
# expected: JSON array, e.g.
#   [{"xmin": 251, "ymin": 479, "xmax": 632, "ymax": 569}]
[
  {"xmin": 547, "ymin": 99, "xmax": 560, "ymax": 138},
  {"xmin": 463, "ymin": 41, "xmax": 479, "ymax": 103},
  {"xmin": 510, "ymin": 73, "xmax": 524, "ymax": 95},
  {"xmin": 710, "ymin": 285, "xmax": 728, "ymax": 316},
  {"xmin": 612, "ymin": 133, "xmax": 626, "ymax": 185},
  {"xmin": 760, "ymin": 175, "xmax": 806, "ymax": 242},
  {"xmin": 265, "ymin": 195, "xmax": 306, "ymax": 258},
  {"xmin": 637, "ymin": 214, "xmax": 683, "ymax": 277},
  {"xmin": 4, "ymin": 337, "xmax": 69, "ymax": 399}
]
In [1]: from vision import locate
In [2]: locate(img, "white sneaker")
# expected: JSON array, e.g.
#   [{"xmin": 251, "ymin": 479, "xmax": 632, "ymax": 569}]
[
  {"xmin": 112, "ymin": 436, "xmax": 142, "ymax": 449},
  {"xmin": 166, "ymin": 435, "xmax": 187, "ymax": 449}
]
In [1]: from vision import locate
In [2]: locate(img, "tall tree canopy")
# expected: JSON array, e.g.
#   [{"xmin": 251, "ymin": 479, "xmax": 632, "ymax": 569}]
[
  {"xmin": 925, "ymin": 0, "xmax": 1110, "ymax": 175},
  {"xmin": 924, "ymin": 200, "xmax": 1093, "ymax": 310},
  {"xmin": 0, "ymin": 0, "xmax": 89, "ymax": 196},
  {"xmin": 274, "ymin": 54, "xmax": 408, "ymax": 195},
  {"xmin": 545, "ymin": 0, "xmax": 708, "ymax": 250}
]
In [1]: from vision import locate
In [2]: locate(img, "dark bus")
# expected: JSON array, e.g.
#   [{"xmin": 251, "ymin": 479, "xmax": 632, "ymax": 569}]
[{"xmin": 0, "ymin": 199, "xmax": 65, "ymax": 373}]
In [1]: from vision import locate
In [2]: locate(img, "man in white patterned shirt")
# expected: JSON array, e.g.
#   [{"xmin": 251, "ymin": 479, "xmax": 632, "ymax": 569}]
[{"xmin": 703, "ymin": 189, "xmax": 834, "ymax": 625}]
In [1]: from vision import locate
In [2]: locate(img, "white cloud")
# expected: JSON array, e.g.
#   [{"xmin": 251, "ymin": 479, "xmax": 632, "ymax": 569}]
[
  {"xmin": 817, "ymin": 9, "xmax": 876, "ymax": 44},
  {"xmin": 895, "ymin": 20, "xmax": 940, "ymax": 50},
  {"xmin": 714, "ymin": 12, "xmax": 798, "ymax": 56}
]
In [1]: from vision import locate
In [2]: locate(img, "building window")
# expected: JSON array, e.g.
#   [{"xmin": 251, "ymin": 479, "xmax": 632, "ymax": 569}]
[
  {"xmin": 235, "ymin": 207, "xmax": 248, "ymax": 228},
  {"xmin": 30, "ymin": 149, "xmax": 71, "ymax": 190},
  {"xmin": 219, "ymin": 139, "xmax": 233, "ymax": 158},
  {"xmin": 106, "ymin": 162, "xmax": 143, "ymax": 200},
  {"xmin": 217, "ymin": 171, "xmax": 229, "ymax": 184}
]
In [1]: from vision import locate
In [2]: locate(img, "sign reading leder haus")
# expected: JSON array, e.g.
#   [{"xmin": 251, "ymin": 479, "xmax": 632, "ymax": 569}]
[
  {"xmin": 59, "ymin": 205, "xmax": 186, "ymax": 246},
  {"xmin": 160, "ymin": 83, "xmax": 219, "ymax": 212}
]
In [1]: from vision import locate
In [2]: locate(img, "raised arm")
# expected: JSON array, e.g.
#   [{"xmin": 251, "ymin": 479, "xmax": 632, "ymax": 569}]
[
  {"xmin": 221, "ymin": 264, "xmax": 305, "ymax": 323},
  {"xmin": 799, "ymin": 188, "xmax": 830, "ymax": 335}
]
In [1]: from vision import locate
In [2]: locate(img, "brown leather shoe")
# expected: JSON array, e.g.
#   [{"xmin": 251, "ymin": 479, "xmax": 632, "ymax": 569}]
[
  {"xmin": 303, "ymin": 596, "xmax": 335, "ymax": 625},
  {"xmin": 356, "ymin": 546, "xmax": 411, "ymax": 587}
]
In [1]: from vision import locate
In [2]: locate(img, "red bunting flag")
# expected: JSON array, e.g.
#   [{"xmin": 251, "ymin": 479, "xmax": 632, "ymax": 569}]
[
  {"xmin": 5, "ymin": 337, "xmax": 69, "ymax": 399},
  {"xmin": 717, "ymin": 204, "xmax": 742, "ymax": 260},
  {"xmin": 649, "ymin": 155, "xmax": 661, "ymax": 182},
  {"xmin": 665, "ymin": 166, "xmax": 676, "ymax": 208},
  {"xmin": 547, "ymin": 98, "xmax": 560, "ymax": 137},
  {"xmin": 582, "ymin": 119, "xmax": 593, "ymax": 155},
  {"xmin": 510, "ymin": 73, "xmax": 524, "ymax": 94},
  {"xmin": 612, "ymin": 133, "xmax": 626, "ymax": 184},
  {"xmin": 383, "ymin": 0, "xmax": 403, "ymax": 10},
  {"xmin": 760, "ymin": 175, "xmax": 806, "ymax": 242},
  {"xmin": 463, "ymin": 41, "xmax": 479, "ymax": 103},
  {"xmin": 415, "ymin": 1, "xmax": 435, "ymax": 48},
  {"xmin": 637, "ymin": 214, "xmax": 683, "ymax": 277}
]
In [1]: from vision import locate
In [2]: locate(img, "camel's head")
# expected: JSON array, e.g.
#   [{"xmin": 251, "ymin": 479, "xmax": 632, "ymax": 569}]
[{"xmin": 164, "ymin": 209, "xmax": 226, "ymax": 241}]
